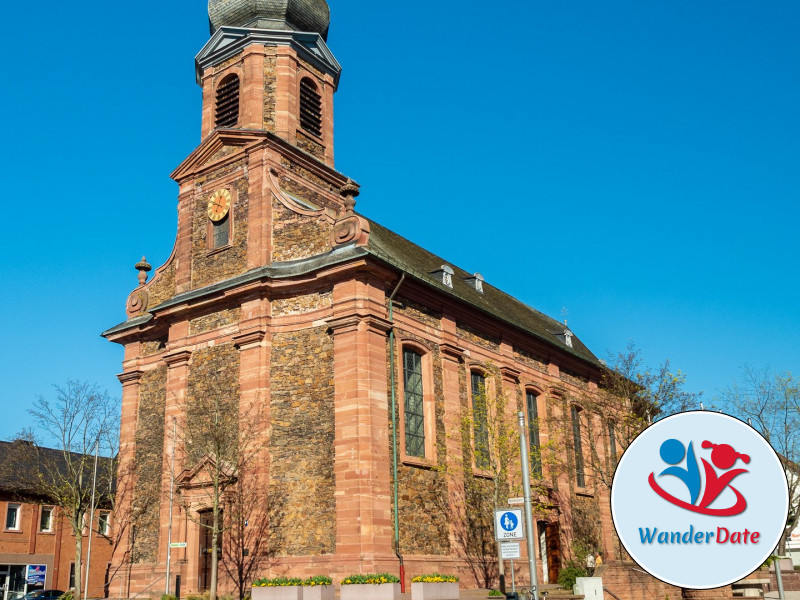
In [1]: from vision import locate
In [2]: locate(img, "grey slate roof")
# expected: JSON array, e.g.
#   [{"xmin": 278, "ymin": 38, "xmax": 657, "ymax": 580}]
[
  {"xmin": 365, "ymin": 219, "xmax": 601, "ymax": 367},
  {"xmin": 208, "ymin": 0, "xmax": 331, "ymax": 40}
]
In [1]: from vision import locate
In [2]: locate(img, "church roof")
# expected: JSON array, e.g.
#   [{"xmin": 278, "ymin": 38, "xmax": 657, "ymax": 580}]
[{"xmin": 365, "ymin": 219, "xmax": 600, "ymax": 367}]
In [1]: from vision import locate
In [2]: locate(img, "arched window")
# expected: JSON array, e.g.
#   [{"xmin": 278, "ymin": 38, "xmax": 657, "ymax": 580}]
[
  {"xmin": 571, "ymin": 405, "xmax": 586, "ymax": 488},
  {"xmin": 403, "ymin": 349, "xmax": 425, "ymax": 458},
  {"xmin": 215, "ymin": 74, "xmax": 240, "ymax": 128},
  {"xmin": 526, "ymin": 390, "xmax": 542, "ymax": 477},
  {"xmin": 212, "ymin": 215, "xmax": 230, "ymax": 248},
  {"xmin": 471, "ymin": 371, "xmax": 490, "ymax": 469},
  {"xmin": 299, "ymin": 77, "xmax": 322, "ymax": 137}
]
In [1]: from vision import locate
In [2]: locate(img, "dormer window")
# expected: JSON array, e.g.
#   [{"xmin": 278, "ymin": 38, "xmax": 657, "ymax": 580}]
[
  {"xmin": 299, "ymin": 77, "xmax": 322, "ymax": 137},
  {"xmin": 431, "ymin": 265, "xmax": 454, "ymax": 288},
  {"xmin": 466, "ymin": 273, "xmax": 484, "ymax": 293},
  {"xmin": 215, "ymin": 74, "xmax": 240, "ymax": 128}
]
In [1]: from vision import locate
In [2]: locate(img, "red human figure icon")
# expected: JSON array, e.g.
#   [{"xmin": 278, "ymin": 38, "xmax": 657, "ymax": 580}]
[{"xmin": 698, "ymin": 441, "xmax": 750, "ymax": 511}]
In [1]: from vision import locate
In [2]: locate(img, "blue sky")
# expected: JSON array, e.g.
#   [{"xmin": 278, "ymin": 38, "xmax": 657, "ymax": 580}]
[{"xmin": 0, "ymin": 0, "xmax": 798, "ymax": 442}]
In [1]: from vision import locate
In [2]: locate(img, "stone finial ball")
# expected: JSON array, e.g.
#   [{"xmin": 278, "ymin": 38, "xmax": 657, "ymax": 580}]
[{"xmin": 208, "ymin": 0, "xmax": 331, "ymax": 40}]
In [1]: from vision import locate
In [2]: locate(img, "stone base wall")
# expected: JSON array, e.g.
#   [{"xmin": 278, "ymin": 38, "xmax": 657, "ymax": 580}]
[{"xmin": 598, "ymin": 562, "xmax": 682, "ymax": 600}]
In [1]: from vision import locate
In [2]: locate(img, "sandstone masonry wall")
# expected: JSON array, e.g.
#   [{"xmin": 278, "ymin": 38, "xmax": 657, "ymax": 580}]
[
  {"xmin": 131, "ymin": 365, "xmax": 167, "ymax": 564},
  {"xmin": 269, "ymin": 326, "xmax": 336, "ymax": 555},
  {"xmin": 271, "ymin": 199, "xmax": 330, "ymax": 262}
]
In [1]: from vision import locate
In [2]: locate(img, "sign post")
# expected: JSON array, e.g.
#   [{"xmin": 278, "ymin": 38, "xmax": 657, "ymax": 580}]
[
  {"xmin": 501, "ymin": 543, "xmax": 522, "ymax": 593},
  {"xmin": 519, "ymin": 412, "xmax": 540, "ymax": 600}
]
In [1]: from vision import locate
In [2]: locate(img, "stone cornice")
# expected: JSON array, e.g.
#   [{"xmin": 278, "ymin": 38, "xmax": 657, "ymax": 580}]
[
  {"xmin": 233, "ymin": 328, "xmax": 267, "ymax": 350},
  {"xmin": 327, "ymin": 313, "xmax": 391, "ymax": 335},
  {"xmin": 164, "ymin": 350, "xmax": 192, "ymax": 367},
  {"xmin": 117, "ymin": 370, "xmax": 144, "ymax": 386},
  {"xmin": 500, "ymin": 366, "xmax": 522, "ymax": 383},
  {"xmin": 439, "ymin": 342, "xmax": 465, "ymax": 362},
  {"xmin": 195, "ymin": 27, "xmax": 342, "ymax": 89}
]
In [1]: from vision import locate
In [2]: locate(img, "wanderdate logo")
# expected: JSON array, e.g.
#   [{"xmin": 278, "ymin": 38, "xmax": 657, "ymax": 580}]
[
  {"xmin": 649, "ymin": 438, "xmax": 750, "ymax": 516},
  {"xmin": 611, "ymin": 412, "xmax": 788, "ymax": 589}
]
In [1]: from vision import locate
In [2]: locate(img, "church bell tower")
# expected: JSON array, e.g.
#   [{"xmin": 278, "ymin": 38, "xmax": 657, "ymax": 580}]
[{"xmin": 198, "ymin": 0, "xmax": 340, "ymax": 166}]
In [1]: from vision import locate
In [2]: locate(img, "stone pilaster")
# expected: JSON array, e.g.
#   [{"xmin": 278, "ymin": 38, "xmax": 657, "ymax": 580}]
[
  {"xmin": 158, "ymin": 349, "xmax": 192, "ymax": 564},
  {"xmin": 234, "ymin": 324, "xmax": 270, "ymax": 485},
  {"xmin": 114, "ymin": 369, "xmax": 144, "ymax": 599},
  {"xmin": 328, "ymin": 311, "xmax": 393, "ymax": 567}
]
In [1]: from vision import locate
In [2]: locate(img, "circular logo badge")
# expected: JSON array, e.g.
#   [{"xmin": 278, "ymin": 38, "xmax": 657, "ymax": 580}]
[{"xmin": 611, "ymin": 411, "xmax": 789, "ymax": 589}]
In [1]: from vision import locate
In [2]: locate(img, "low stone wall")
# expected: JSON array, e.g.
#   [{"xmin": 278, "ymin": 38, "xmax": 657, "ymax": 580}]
[{"xmin": 598, "ymin": 562, "xmax": 733, "ymax": 600}]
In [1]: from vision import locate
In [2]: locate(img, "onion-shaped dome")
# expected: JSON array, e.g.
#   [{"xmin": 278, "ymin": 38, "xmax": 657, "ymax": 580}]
[{"xmin": 209, "ymin": 0, "xmax": 331, "ymax": 40}]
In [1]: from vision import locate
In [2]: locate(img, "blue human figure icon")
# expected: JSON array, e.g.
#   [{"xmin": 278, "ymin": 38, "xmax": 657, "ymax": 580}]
[
  {"xmin": 501, "ymin": 512, "xmax": 518, "ymax": 531},
  {"xmin": 658, "ymin": 439, "xmax": 701, "ymax": 505}
]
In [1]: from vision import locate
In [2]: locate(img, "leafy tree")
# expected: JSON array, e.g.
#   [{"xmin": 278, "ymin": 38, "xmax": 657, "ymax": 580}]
[
  {"xmin": 581, "ymin": 342, "xmax": 701, "ymax": 492},
  {"xmin": 722, "ymin": 367, "xmax": 800, "ymax": 554},
  {"xmin": 444, "ymin": 369, "xmax": 555, "ymax": 589}
]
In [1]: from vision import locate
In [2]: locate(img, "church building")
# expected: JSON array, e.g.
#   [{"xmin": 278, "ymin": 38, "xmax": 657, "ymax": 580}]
[{"xmin": 103, "ymin": 0, "xmax": 626, "ymax": 595}]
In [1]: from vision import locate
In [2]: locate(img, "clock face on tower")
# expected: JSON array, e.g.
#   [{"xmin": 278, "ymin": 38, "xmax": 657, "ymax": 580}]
[{"xmin": 207, "ymin": 189, "xmax": 232, "ymax": 222}]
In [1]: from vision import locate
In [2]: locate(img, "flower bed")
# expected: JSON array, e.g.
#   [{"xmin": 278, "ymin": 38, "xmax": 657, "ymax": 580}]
[
  {"xmin": 252, "ymin": 576, "xmax": 333, "ymax": 600},
  {"xmin": 300, "ymin": 576, "xmax": 334, "ymax": 600},
  {"xmin": 252, "ymin": 578, "xmax": 302, "ymax": 600},
  {"xmin": 340, "ymin": 574, "xmax": 401, "ymax": 600},
  {"xmin": 410, "ymin": 574, "xmax": 459, "ymax": 600}
]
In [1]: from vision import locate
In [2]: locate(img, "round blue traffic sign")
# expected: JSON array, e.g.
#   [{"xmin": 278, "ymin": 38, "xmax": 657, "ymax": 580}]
[{"xmin": 500, "ymin": 512, "xmax": 519, "ymax": 532}]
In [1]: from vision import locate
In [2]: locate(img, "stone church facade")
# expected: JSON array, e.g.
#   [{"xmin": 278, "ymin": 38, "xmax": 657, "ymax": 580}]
[{"xmin": 103, "ymin": 1, "xmax": 626, "ymax": 595}]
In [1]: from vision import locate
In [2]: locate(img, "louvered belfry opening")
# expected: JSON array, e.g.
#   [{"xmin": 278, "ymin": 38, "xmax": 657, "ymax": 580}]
[
  {"xmin": 299, "ymin": 77, "xmax": 323, "ymax": 137},
  {"xmin": 215, "ymin": 74, "xmax": 240, "ymax": 128}
]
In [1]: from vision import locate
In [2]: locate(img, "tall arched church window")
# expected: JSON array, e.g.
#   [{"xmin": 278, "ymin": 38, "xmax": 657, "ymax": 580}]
[
  {"xmin": 403, "ymin": 349, "xmax": 425, "ymax": 458},
  {"xmin": 526, "ymin": 390, "xmax": 542, "ymax": 477},
  {"xmin": 471, "ymin": 371, "xmax": 490, "ymax": 469},
  {"xmin": 571, "ymin": 405, "xmax": 586, "ymax": 488},
  {"xmin": 299, "ymin": 77, "xmax": 322, "ymax": 137},
  {"xmin": 215, "ymin": 74, "xmax": 240, "ymax": 128}
]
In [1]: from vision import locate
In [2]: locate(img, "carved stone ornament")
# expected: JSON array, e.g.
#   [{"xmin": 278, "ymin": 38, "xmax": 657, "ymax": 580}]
[
  {"xmin": 126, "ymin": 289, "xmax": 150, "ymax": 318},
  {"xmin": 331, "ymin": 215, "xmax": 370, "ymax": 247},
  {"xmin": 126, "ymin": 256, "xmax": 153, "ymax": 318},
  {"xmin": 331, "ymin": 179, "xmax": 369, "ymax": 247}
]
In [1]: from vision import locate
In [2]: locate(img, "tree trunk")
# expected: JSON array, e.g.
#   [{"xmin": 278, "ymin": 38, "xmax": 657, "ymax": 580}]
[
  {"xmin": 74, "ymin": 522, "xmax": 83, "ymax": 600},
  {"xmin": 210, "ymin": 504, "xmax": 219, "ymax": 600}
]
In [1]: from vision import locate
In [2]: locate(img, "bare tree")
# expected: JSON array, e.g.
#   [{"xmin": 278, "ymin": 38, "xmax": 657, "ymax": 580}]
[
  {"xmin": 180, "ymin": 378, "xmax": 269, "ymax": 600},
  {"xmin": 221, "ymin": 471, "xmax": 285, "ymax": 600},
  {"xmin": 581, "ymin": 342, "xmax": 701, "ymax": 491},
  {"xmin": 722, "ymin": 367, "xmax": 800, "ymax": 554},
  {"xmin": 27, "ymin": 381, "xmax": 119, "ymax": 600}
]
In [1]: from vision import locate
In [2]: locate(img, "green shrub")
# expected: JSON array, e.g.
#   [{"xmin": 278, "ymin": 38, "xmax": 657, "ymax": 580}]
[
  {"xmin": 302, "ymin": 576, "xmax": 332, "ymax": 587},
  {"xmin": 162, "ymin": 594, "xmax": 178, "ymax": 600},
  {"xmin": 59, "ymin": 593, "xmax": 74, "ymax": 600},
  {"xmin": 341, "ymin": 574, "xmax": 400, "ymax": 585},
  {"xmin": 410, "ymin": 574, "xmax": 458, "ymax": 583},
  {"xmin": 488, "ymin": 590, "xmax": 504, "ymax": 597},
  {"xmin": 558, "ymin": 561, "xmax": 588, "ymax": 590},
  {"xmin": 252, "ymin": 577, "xmax": 302, "ymax": 587}
]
